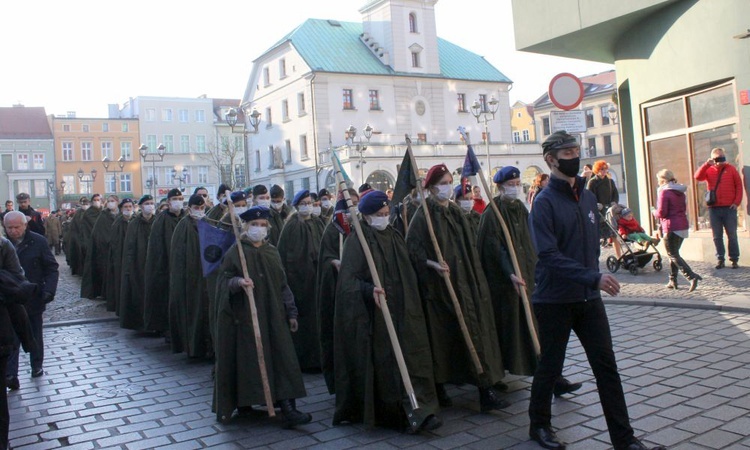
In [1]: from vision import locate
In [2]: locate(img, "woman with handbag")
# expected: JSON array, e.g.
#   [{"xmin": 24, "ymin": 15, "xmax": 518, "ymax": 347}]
[{"xmin": 653, "ymin": 169, "xmax": 702, "ymax": 291}]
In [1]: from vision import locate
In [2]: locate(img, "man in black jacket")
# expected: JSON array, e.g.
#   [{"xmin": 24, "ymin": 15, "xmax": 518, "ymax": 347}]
[
  {"xmin": 3, "ymin": 211, "xmax": 58, "ymax": 388},
  {"xmin": 15, "ymin": 193, "xmax": 45, "ymax": 236}
]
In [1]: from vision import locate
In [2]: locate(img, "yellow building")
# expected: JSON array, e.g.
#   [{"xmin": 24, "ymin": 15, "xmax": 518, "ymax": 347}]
[
  {"xmin": 510, "ymin": 101, "xmax": 537, "ymax": 144},
  {"xmin": 50, "ymin": 116, "xmax": 142, "ymax": 207}
]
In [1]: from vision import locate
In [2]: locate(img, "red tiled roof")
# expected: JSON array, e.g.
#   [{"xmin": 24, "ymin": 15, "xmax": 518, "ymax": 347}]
[
  {"xmin": 579, "ymin": 70, "xmax": 616, "ymax": 86},
  {"xmin": 0, "ymin": 106, "xmax": 52, "ymax": 139}
]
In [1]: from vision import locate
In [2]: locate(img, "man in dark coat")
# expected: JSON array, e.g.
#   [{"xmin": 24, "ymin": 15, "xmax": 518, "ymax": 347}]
[
  {"xmin": 333, "ymin": 191, "xmax": 441, "ymax": 433},
  {"xmin": 252, "ymin": 185, "xmax": 283, "ymax": 246},
  {"xmin": 206, "ymin": 183, "xmax": 231, "ymax": 223},
  {"xmin": 15, "ymin": 193, "xmax": 44, "ymax": 236},
  {"xmin": 318, "ymin": 189, "xmax": 333, "ymax": 222},
  {"xmin": 143, "ymin": 189, "xmax": 185, "ymax": 335},
  {"xmin": 106, "ymin": 199, "xmax": 134, "ymax": 313},
  {"xmin": 169, "ymin": 194, "xmax": 212, "ymax": 358},
  {"xmin": 270, "ymin": 184, "xmax": 292, "ymax": 221},
  {"xmin": 213, "ymin": 206, "xmax": 311, "ymax": 429},
  {"xmin": 67, "ymin": 198, "xmax": 89, "ymax": 275},
  {"xmin": 405, "ymin": 164, "xmax": 509, "ymax": 413},
  {"xmin": 81, "ymin": 195, "xmax": 118, "ymax": 299},
  {"xmin": 119, "ymin": 195, "xmax": 156, "ymax": 330},
  {"xmin": 45, "ymin": 210, "xmax": 62, "ymax": 255},
  {"xmin": 3, "ymin": 211, "xmax": 58, "ymax": 386},
  {"xmin": 276, "ymin": 189, "xmax": 324, "ymax": 371}
]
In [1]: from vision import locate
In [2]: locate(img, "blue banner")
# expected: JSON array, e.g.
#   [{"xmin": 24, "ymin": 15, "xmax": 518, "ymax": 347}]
[{"xmin": 197, "ymin": 219, "xmax": 235, "ymax": 277}]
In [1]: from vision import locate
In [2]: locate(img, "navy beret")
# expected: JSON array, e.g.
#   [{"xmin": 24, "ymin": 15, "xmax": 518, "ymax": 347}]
[
  {"xmin": 292, "ymin": 189, "xmax": 310, "ymax": 207},
  {"xmin": 334, "ymin": 198, "xmax": 349, "ymax": 213},
  {"xmin": 358, "ymin": 190, "xmax": 389, "ymax": 215},
  {"xmin": 119, "ymin": 198, "xmax": 134, "ymax": 208},
  {"xmin": 358, "ymin": 183, "xmax": 372, "ymax": 194},
  {"xmin": 230, "ymin": 191, "xmax": 247, "ymax": 203},
  {"xmin": 167, "ymin": 188, "xmax": 183, "ymax": 199},
  {"xmin": 454, "ymin": 184, "xmax": 472, "ymax": 199},
  {"xmin": 239, "ymin": 206, "xmax": 271, "ymax": 222},
  {"xmin": 252, "ymin": 184, "xmax": 268, "ymax": 197},
  {"xmin": 188, "ymin": 194, "xmax": 205, "ymax": 207},
  {"xmin": 138, "ymin": 195, "xmax": 153, "ymax": 205},
  {"xmin": 493, "ymin": 166, "xmax": 520, "ymax": 184}
]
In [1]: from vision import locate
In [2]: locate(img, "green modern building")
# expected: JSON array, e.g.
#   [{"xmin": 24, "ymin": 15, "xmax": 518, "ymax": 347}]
[{"xmin": 512, "ymin": 0, "xmax": 749, "ymax": 262}]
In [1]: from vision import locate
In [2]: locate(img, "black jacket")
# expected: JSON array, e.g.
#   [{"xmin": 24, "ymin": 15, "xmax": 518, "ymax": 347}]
[
  {"xmin": 20, "ymin": 206, "xmax": 45, "ymax": 236},
  {"xmin": 0, "ymin": 238, "xmax": 36, "ymax": 356},
  {"xmin": 14, "ymin": 230, "xmax": 59, "ymax": 316}
]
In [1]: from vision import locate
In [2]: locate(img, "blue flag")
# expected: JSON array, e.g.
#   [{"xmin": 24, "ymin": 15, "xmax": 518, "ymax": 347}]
[
  {"xmin": 461, "ymin": 144, "xmax": 481, "ymax": 178},
  {"xmin": 197, "ymin": 219, "xmax": 236, "ymax": 277}
]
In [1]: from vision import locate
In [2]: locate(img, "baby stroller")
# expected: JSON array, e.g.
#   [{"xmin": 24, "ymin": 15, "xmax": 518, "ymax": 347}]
[{"xmin": 602, "ymin": 204, "xmax": 663, "ymax": 276}]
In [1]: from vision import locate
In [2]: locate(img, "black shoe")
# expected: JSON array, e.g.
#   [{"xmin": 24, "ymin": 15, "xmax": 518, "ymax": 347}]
[
  {"xmin": 621, "ymin": 438, "xmax": 666, "ymax": 450},
  {"xmin": 716, "ymin": 260, "xmax": 725, "ymax": 269},
  {"xmin": 553, "ymin": 378, "xmax": 582, "ymax": 397},
  {"xmin": 31, "ymin": 369, "xmax": 44, "ymax": 378},
  {"xmin": 479, "ymin": 387, "xmax": 510, "ymax": 412},
  {"xmin": 279, "ymin": 399, "xmax": 312, "ymax": 429},
  {"xmin": 529, "ymin": 426, "xmax": 567, "ymax": 449},
  {"xmin": 407, "ymin": 414, "xmax": 443, "ymax": 434},
  {"xmin": 6, "ymin": 376, "xmax": 19, "ymax": 391},
  {"xmin": 732, "ymin": 260, "xmax": 739, "ymax": 269},
  {"xmin": 493, "ymin": 380, "xmax": 509, "ymax": 392},
  {"xmin": 435, "ymin": 383, "xmax": 452, "ymax": 407}
]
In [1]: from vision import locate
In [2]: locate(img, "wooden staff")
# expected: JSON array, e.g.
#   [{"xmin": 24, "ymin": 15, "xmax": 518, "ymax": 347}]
[
  {"xmin": 405, "ymin": 136, "xmax": 484, "ymax": 375},
  {"xmin": 331, "ymin": 155, "xmax": 419, "ymax": 410},
  {"xmin": 457, "ymin": 129, "xmax": 540, "ymax": 356},
  {"xmin": 224, "ymin": 190, "xmax": 275, "ymax": 417}
]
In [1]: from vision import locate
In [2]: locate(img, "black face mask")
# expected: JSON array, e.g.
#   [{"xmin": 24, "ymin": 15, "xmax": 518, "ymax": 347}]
[
  {"xmin": 556, "ymin": 157, "xmax": 581, "ymax": 178},
  {"xmin": 714, "ymin": 156, "xmax": 726, "ymax": 163}
]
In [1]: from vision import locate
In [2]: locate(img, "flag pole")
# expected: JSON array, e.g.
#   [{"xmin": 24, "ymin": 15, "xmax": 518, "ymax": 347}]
[
  {"xmin": 224, "ymin": 190, "xmax": 276, "ymax": 417},
  {"xmin": 331, "ymin": 153, "xmax": 419, "ymax": 410},
  {"xmin": 405, "ymin": 135, "xmax": 484, "ymax": 375}
]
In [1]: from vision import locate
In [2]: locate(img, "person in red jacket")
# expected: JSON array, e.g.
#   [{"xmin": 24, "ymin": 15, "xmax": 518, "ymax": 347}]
[
  {"xmin": 616, "ymin": 208, "xmax": 659, "ymax": 247},
  {"xmin": 472, "ymin": 185, "xmax": 487, "ymax": 214},
  {"xmin": 694, "ymin": 147, "xmax": 744, "ymax": 269}
]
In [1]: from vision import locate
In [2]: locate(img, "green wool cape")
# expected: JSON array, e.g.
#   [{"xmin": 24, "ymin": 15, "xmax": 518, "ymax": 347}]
[
  {"xmin": 406, "ymin": 197, "xmax": 504, "ymax": 387},
  {"xmin": 205, "ymin": 203, "xmax": 226, "ymax": 223},
  {"xmin": 169, "ymin": 216, "xmax": 211, "ymax": 358},
  {"xmin": 276, "ymin": 212, "xmax": 324, "ymax": 370},
  {"xmin": 77, "ymin": 206, "xmax": 102, "ymax": 276},
  {"xmin": 66, "ymin": 208, "xmax": 85, "ymax": 275},
  {"xmin": 267, "ymin": 208, "xmax": 283, "ymax": 246},
  {"xmin": 464, "ymin": 209, "xmax": 481, "ymax": 238},
  {"xmin": 143, "ymin": 209, "xmax": 186, "ymax": 332},
  {"xmin": 81, "ymin": 210, "xmax": 116, "ymax": 299},
  {"xmin": 106, "ymin": 214, "xmax": 131, "ymax": 313},
  {"xmin": 119, "ymin": 212, "xmax": 154, "ymax": 330},
  {"xmin": 476, "ymin": 196, "xmax": 539, "ymax": 376},
  {"xmin": 333, "ymin": 222, "xmax": 438, "ymax": 430},
  {"xmin": 212, "ymin": 239, "xmax": 306, "ymax": 423}
]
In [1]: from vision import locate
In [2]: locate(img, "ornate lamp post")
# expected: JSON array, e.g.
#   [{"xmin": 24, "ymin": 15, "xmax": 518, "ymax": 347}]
[
  {"xmin": 47, "ymin": 180, "xmax": 66, "ymax": 211},
  {"xmin": 470, "ymin": 96, "xmax": 500, "ymax": 172},
  {"xmin": 346, "ymin": 124, "xmax": 373, "ymax": 183},
  {"xmin": 76, "ymin": 167, "xmax": 97, "ymax": 196},
  {"xmin": 172, "ymin": 167, "xmax": 189, "ymax": 192},
  {"xmin": 225, "ymin": 107, "xmax": 262, "ymax": 188},
  {"xmin": 139, "ymin": 143, "xmax": 166, "ymax": 198},
  {"xmin": 102, "ymin": 155, "xmax": 125, "ymax": 194}
]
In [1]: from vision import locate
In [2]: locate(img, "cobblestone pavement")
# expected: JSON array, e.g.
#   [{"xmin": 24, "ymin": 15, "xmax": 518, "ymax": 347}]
[{"xmin": 45, "ymin": 254, "xmax": 110, "ymax": 324}]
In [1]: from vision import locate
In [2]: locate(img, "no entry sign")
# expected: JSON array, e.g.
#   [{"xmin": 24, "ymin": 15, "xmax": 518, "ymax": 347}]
[{"xmin": 548, "ymin": 73, "xmax": 585, "ymax": 111}]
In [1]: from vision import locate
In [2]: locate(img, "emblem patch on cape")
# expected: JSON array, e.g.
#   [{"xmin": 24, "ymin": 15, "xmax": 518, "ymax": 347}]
[{"xmin": 589, "ymin": 210, "xmax": 596, "ymax": 224}]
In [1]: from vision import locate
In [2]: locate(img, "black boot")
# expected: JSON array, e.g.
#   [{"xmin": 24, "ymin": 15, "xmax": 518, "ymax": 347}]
[
  {"xmin": 278, "ymin": 399, "xmax": 312, "ymax": 429},
  {"xmin": 665, "ymin": 275, "xmax": 677, "ymax": 290},
  {"xmin": 479, "ymin": 387, "xmax": 510, "ymax": 412},
  {"xmin": 435, "ymin": 383, "xmax": 452, "ymax": 407},
  {"xmin": 553, "ymin": 377, "xmax": 582, "ymax": 397}
]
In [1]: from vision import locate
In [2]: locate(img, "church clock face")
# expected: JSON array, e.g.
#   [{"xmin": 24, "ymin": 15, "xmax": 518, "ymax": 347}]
[{"xmin": 415, "ymin": 100, "xmax": 426, "ymax": 116}]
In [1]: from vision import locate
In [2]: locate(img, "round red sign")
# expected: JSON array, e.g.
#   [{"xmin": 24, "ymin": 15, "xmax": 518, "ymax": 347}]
[{"xmin": 548, "ymin": 73, "xmax": 585, "ymax": 111}]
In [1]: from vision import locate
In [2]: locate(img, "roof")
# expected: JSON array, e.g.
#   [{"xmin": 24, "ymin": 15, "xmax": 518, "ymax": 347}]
[
  {"xmin": 533, "ymin": 70, "xmax": 617, "ymax": 109},
  {"xmin": 212, "ymin": 98, "xmax": 243, "ymax": 122},
  {"xmin": 0, "ymin": 106, "xmax": 52, "ymax": 139},
  {"xmin": 263, "ymin": 18, "xmax": 511, "ymax": 83}
]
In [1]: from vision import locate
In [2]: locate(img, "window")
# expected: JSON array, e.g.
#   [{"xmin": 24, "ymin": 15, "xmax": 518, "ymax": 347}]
[
  {"xmin": 299, "ymin": 135, "xmax": 308, "ymax": 159},
  {"xmin": 298, "ymin": 92, "xmax": 306, "ymax": 114},
  {"xmin": 457, "ymin": 94, "xmax": 467, "ymax": 112},
  {"xmin": 62, "ymin": 142, "xmax": 73, "ymax": 161},
  {"xmin": 34, "ymin": 180, "xmax": 47, "ymax": 198},
  {"xmin": 600, "ymin": 106, "xmax": 611, "ymax": 126},
  {"xmin": 179, "ymin": 109, "xmax": 189, "ymax": 123},
  {"xmin": 479, "ymin": 94, "xmax": 488, "ymax": 113},
  {"xmin": 121, "ymin": 122, "xmax": 129, "ymax": 132},
  {"xmin": 285, "ymin": 181, "xmax": 294, "ymax": 200},
  {"xmin": 417, "ymin": 133, "xmax": 427, "ymax": 144},
  {"xmin": 196, "ymin": 135, "xmax": 206, "ymax": 153},
  {"xmin": 267, "ymin": 145, "xmax": 274, "ymax": 169},
  {"xmin": 279, "ymin": 58, "xmax": 287, "ymax": 78},
  {"xmin": 147, "ymin": 135, "xmax": 157, "ymax": 151},
  {"xmin": 255, "ymin": 150, "xmax": 261, "ymax": 172},
  {"xmin": 102, "ymin": 123, "xmax": 109, "ymax": 132},
  {"xmin": 105, "ymin": 174, "xmax": 116, "ymax": 193},
  {"xmin": 81, "ymin": 142, "xmax": 92, "ymax": 161},
  {"xmin": 63, "ymin": 175, "xmax": 75, "ymax": 194},
  {"xmin": 234, "ymin": 136, "xmax": 242, "ymax": 151},
  {"xmin": 100, "ymin": 142, "xmax": 112, "ymax": 160},
  {"xmin": 17, "ymin": 154, "xmax": 29, "ymax": 170},
  {"xmin": 285, "ymin": 139, "xmax": 292, "ymax": 163},
  {"xmin": 163, "ymin": 135, "xmax": 174, "ymax": 153},
  {"xmin": 121, "ymin": 142, "xmax": 132, "ymax": 161},
  {"xmin": 301, "ymin": 177, "xmax": 310, "ymax": 190},
  {"xmin": 120, "ymin": 173, "xmax": 132, "ymax": 193},
  {"xmin": 585, "ymin": 109, "xmax": 595, "ymax": 128},
  {"xmin": 522, "ymin": 130, "xmax": 530, "ymax": 142},
  {"xmin": 195, "ymin": 110, "xmax": 205, "ymax": 123},
  {"xmin": 180, "ymin": 135, "xmax": 190, "ymax": 153},
  {"xmin": 282, "ymin": 100, "xmax": 289, "ymax": 121},
  {"xmin": 82, "ymin": 124, "xmax": 89, "ymax": 132},
  {"xmin": 343, "ymin": 89, "xmax": 354, "ymax": 110},
  {"xmin": 145, "ymin": 109, "xmax": 156, "ymax": 121},
  {"xmin": 198, "ymin": 166, "xmax": 208, "ymax": 184},
  {"xmin": 263, "ymin": 67, "xmax": 270, "ymax": 86},
  {"xmin": 33, "ymin": 154, "xmax": 44, "ymax": 170},
  {"xmin": 603, "ymin": 135, "xmax": 613, "ymax": 155},
  {"xmin": 162, "ymin": 109, "xmax": 173, "ymax": 122},
  {"xmin": 409, "ymin": 12, "xmax": 418, "ymax": 33},
  {"xmin": 146, "ymin": 167, "xmax": 158, "ymax": 186},
  {"xmin": 587, "ymin": 138, "xmax": 597, "ymax": 158},
  {"xmin": 542, "ymin": 117, "xmax": 551, "ymax": 136},
  {"xmin": 411, "ymin": 51, "xmax": 420, "ymax": 68},
  {"xmin": 79, "ymin": 177, "xmax": 92, "ymax": 195},
  {"xmin": 63, "ymin": 124, "xmax": 70, "ymax": 132},
  {"xmin": 517, "ymin": 112, "xmax": 522, "ymax": 118},
  {"xmin": 265, "ymin": 107, "xmax": 272, "ymax": 127},
  {"xmin": 369, "ymin": 90, "xmax": 380, "ymax": 110},
  {"xmin": 17, "ymin": 180, "xmax": 30, "ymax": 196},
  {"xmin": 221, "ymin": 136, "xmax": 230, "ymax": 150},
  {"xmin": 512, "ymin": 131, "xmax": 520, "ymax": 143}
]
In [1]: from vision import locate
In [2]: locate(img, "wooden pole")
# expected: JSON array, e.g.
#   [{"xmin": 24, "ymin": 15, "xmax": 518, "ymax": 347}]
[
  {"xmin": 224, "ymin": 190, "xmax": 276, "ymax": 417},
  {"xmin": 405, "ymin": 136, "xmax": 484, "ymax": 375},
  {"xmin": 331, "ymin": 155, "xmax": 419, "ymax": 410}
]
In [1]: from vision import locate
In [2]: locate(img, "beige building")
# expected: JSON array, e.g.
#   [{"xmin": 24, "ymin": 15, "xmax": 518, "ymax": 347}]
[{"xmin": 510, "ymin": 101, "xmax": 537, "ymax": 144}]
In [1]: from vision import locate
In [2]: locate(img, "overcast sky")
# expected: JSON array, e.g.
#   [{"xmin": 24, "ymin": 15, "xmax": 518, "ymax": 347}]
[{"xmin": 0, "ymin": 0, "xmax": 613, "ymax": 118}]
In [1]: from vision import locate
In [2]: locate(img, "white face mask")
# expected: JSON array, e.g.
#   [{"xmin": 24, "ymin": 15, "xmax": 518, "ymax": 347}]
[
  {"xmin": 169, "ymin": 200, "xmax": 183, "ymax": 211},
  {"xmin": 298, "ymin": 204, "xmax": 313, "ymax": 216},
  {"xmin": 107, "ymin": 201, "xmax": 118, "ymax": 211},
  {"xmin": 122, "ymin": 209, "xmax": 134, "ymax": 218},
  {"xmin": 503, "ymin": 185, "xmax": 520, "ymax": 200},
  {"xmin": 257, "ymin": 199, "xmax": 271, "ymax": 208},
  {"xmin": 246, "ymin": 225, "xmax": 267, "ymax": 242},
  {"xmin": 142, "ymin": 204, "xmax": 155, "ymax": 215},
  {"xmin": 81, "ymin": 204, "xmax": 90, "ymax": 211},
  {"xmin": 189, "ymin": 209, "xmax": 205, "ymax": 219},
  {"xmin": 312, "ymin": 206, "xmax": 322, "ymax": 217},
  {"xmin": 436, "ymin": 185, "xmax": 453, "ymax": 201},
  {"xmin": 92, "ymin": 200, "xmax": 101, "ymax": 208},
  {"xmin": 321, "ymin": 200, "xmax": 332, "ymax": 209},
  {"xmin": 368, "ymin": 215, "xmax": 389, "ymax": 231},
  {"xmin": 234, "ymin": 206, "xmax": 248, "ymax": 216},
  {"xmin": 271, "ymin": 201, "xmax": 284, "ymax": 210},
  {"xmin": 459, "ymin": 200, "xmax": 473, "ymax": 212}
]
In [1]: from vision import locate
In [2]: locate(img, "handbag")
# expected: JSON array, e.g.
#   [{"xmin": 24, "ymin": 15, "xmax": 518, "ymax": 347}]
[{"xmin": 704, "ymin": 166, "xmax": 726, "ymax": 206}]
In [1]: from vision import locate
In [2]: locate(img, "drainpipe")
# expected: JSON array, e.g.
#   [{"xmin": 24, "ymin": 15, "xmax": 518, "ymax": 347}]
[{"xmin": 309, "ymin": 73, "xmax": 319, "ymax": 193}]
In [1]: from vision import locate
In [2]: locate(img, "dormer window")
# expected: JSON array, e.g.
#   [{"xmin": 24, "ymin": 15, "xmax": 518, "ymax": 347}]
[
  {"xmin": 411, "ymin": 52, "xmax": 420, "ymax": 68},
  {"xmin": 409, "ymin": 43, "xmax": 423, "ymax": 68},
  {"xmin": 409, "ymin": 13, "xmax": 418, "ymax": 33}
]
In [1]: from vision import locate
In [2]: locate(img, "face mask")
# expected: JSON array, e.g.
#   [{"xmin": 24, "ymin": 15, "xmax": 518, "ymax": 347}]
[
  {"xmin": 556, "ymin": 157, "xmax": 581, "ymax": 178},
  {"xmin": 189, "ymin": 209, "xmax": 205, "ymax": 219},
  {"xmin": 92, "ymin": 200, "xmax": 101, "ymax": 208},
  {"xmin": 107, "ymin": 201, "xmax": 118, "ymax": 211},
  {"xmin": 81, "ymin": 204, "xmax": 90, "ymax": 211},
  {"xmin": 368, "ymin": 216, "xmax": 389, "ymax": 231},
  {"xmin": 271, "ymin": 201, "xmax": 283, "ymax": 210},
  {"xmin": 503, "ymin": 185, "xmax": 520, "ymax": 200},
  {"xmin": 234, "ymin": 206, "xmax": 248, "ymax": 216},
  {"xmin": 714, "ymin": 156, "xmax": 726, "ymax": 163},
  {"xmin": 459, "ymin": 200, "xmax": 473, "ymax": 212},
  {"xmin": 436, "ymin": 184, "xmax": 453, "ymax": 201},
  {"xmin": 169, "ymin": 200, "xmax": 183, "ymax": 211},
  {"xmin": 142, "ymin": 204, "xmax": 155, "ymax": 215},
  {"xmin": 312, "ymin": 206, "xmax": 322, "ymax": 217},
  {"xmin": 298, "ymin": 204, "xmax": 313, "ymax": 216},
  {"xmin": 246, "ymin": 226, "xmax": 267, "ymax": 242},
  {"xmin": 257, "ymin": 199, "xmax": 271, "ymax": 208},
  {"xmin": 321, "ymin": 200, "xmax": 332, "ymax": 209}
]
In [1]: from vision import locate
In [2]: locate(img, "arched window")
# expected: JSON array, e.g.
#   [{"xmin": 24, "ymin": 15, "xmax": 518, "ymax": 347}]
[
  {"xmin": 409, "ymin": 13, "xmax": 418, "ymax": 33},
  {"xmin": 366, "ymin": 170, "xmax": 395, "ymax": 193}
]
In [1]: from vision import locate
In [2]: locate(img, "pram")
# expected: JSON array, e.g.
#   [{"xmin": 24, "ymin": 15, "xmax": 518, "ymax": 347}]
[{"xmin": 602, "ymin": 204, "xmax": 663, "ymax": 276}]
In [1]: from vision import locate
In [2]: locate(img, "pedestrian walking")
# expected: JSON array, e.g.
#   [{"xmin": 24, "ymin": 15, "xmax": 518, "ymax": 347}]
[
  {"xmin": 15, "ymin": 193, "xmax": 44, "ymax": 236},
  {"xmin": 44, "ymin": 211, "xmax": 62, "ymax": 255}
]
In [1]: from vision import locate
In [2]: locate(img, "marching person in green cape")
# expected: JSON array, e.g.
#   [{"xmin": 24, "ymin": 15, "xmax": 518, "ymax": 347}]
[
  {"xmin": 106, "ymin": 198, "xmax": 134, "ymax": 313},
  {"xmin": 308, "ymin": 192, "xmax": 327, "ymax": 236},
  {"xmin": 333, "ymin": 190, "xmax": 442, "ymax": 433},
  {"xmin": 169, "ymin": 194, "xmax": 212, "ymax": 359},
  {"xmin": 251, "ymin": 185, "xmax": 282, "ymax": 246},
  {"xmin": 276, "ymin": 189, "xmax": 324, "ymax": 372},
  {"xmin": 119, "ymin": 195, "xmax": 156, "ymax": 330},
  {"xmin": 476, "ymin": 167, "xmax": 582, "ymax": 395},
  {"xmin": 405, "ymin": 163, "xmax": 510, "ymax": 412},
  {"xmin": 318, "ymin": 189, "xmax": 334, "ymax": 222},
  {"xmin": 270, "ymin": 184, "xmax": 293, "ymax": 221},
  {"xmin": 81, "ymin": 194, "xmax": 118, "ymax": 300},
  {"xmin": 317, "ymin": 190, "xmax": 359, "ymax": 394},
  {"xmin": 143, "ymin": 188, "xmax": 186, "ymax": 336},
  {"xmin": 205, "ymin": 183, "xmax": 231, "ymax": 222},
  {"xmin": 453, "ymin": 184, "xmax": 481, "ymax": 237},
  {"xmin": 213, "ymin": 205, "xmax": 311, "ymax": 428},
  {"xmin": 77, "ymin": 193, "xmax": 102, "ymax": 276},
  {"xmin": 65, "ymin": 196, "xmax": 88, "ymax": 275}
]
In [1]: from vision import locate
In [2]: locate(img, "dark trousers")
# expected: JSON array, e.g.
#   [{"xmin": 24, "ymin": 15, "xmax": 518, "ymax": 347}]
[
  {"xmin": 6, "ymin": 314, "xmax": 43, "ymax": 377},
  {"xmin": 664, "ymin": 232, "xmax": 696, "ymax": 281},
  {"xmin": 709, "ymin": 206, "xmax": 739, "ymax": 262},
  {"xmin": 1, "ymin": 355, "xmax": 8, "ymax": 450},
  {"xmin": 529, "ymin": 299, "xmax": 634, "ymax": 449}
]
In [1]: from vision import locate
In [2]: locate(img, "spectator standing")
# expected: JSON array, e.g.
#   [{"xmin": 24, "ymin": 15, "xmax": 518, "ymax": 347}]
[
  {"xmin": 527, "ymin": 173, "xmax": 550, "ymax": 210},
  {"xmin": 472, "ymin": 185, "xmax": 487, "ymax": 214},
  {"xmin": 45, "ymin": 211, "xmax": 62, "ymax": 255},
  {"xmin": 15, "ymin": 193, "xmax": 44, "ymax": 236}
]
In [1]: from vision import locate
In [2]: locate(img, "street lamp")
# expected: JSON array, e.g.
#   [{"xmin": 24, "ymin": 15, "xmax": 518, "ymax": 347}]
[
  {"xmin": 77, "ymin": 168, "xmax": 97, "ymax": 196},
  {"xmin": 470, "ymin": 95, "xmax": 500, "ymax": 171},
  {"xmin": 139, "ymin": 143, "xmax": 166, "ymax": 198},
  {"xmin": 608, "ymin": 105, "xmax": 619, "ymax": 125},
  {"xmin": 102, "ymin": 155, "xmax": 125, "ymax": 194},
  {"xmin": 225, "ymin": 107, "xmax": 262, "ymax": 188},
  {"xmin": 172, "ymin": 166, "xmax": 188, "ymax": 192},
  {"xmin": 346, "ymin": 124, "xmax": 373, "ymax": 183},
  {"xmin": 47, "ymin": 180, "xmax": 66, "ymax": 211}
]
